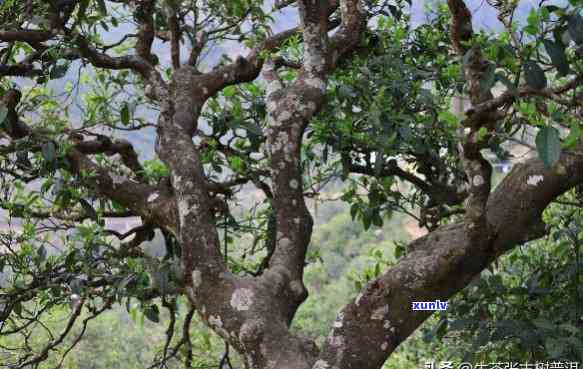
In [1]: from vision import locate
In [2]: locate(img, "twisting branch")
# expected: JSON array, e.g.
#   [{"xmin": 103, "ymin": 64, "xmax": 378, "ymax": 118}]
[
  {"xmin": 447, "ymin": 0, "xmax": 494, "ymax": 237},
  {"xmin": 74, "ymin": 137, "xmax": 145, "ymax": 181},
  {"xmin": 134, "ymin": 0, "xmax": 157, "ymax": 63}
]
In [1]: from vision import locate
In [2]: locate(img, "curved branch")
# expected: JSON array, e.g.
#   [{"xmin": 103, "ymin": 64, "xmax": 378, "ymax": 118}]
[{"xmin": 315, "ymin": 143, "xmax": 583, "ymax": 369}]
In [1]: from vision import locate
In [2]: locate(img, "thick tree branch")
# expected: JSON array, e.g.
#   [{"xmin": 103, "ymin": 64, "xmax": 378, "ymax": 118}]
[
  {"xmin": 74, "ymin": 137, "xmax": 145, "ymax": 181},
  {"xmin": 134, "ymin": 0, "xmax": 157, "ymax": 63},
  {"xmin": 448, "ymin": 0, "xmax": 494, "ymax": 237},
  {"xmin": 316, "ymin": 143, "xmax": 583, "ymax": 369},
  {"xmin": 0, "ymin": 30, "xmax": 53, "ymax": 44}
]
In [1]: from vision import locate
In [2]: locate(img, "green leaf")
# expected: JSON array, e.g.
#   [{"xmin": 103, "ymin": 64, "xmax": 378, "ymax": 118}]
[
  {"xmin": 362, "ymin": 209, "xmax": 372, "ymax": 230},
  {"xmin": 562, "ymin": 123, "xmax": 581, "ymax": 149},
  {"xmin": 476, "ymin": 127, "xmax": 488, "ymax": 142},
  {"xmin": 535, "ymin": 126, "xmax": 561, "ymax": 168},
  {"xmin": 120, "ymin": 103, "xmax": 130, "ymax": 125},
  {"xmin": 96, "ymin": 0, "xmax": 107, "ymax": 16},
  {"xmin": 79, "ymin": 199, "xmax": 98, "ymax": 221},
  {"xmin": 350, "ymin": 203, "xmax": 359, "ymax": 221},
  {"xmin": 533, "ymin": 318, "xmax": 556, "ymax": 331},
  {"xmin": 525, "ymin": 9, "xmax": 541, "ymax": 35},
  {"xmin": 143, "ymin": 304, "xmax": 160, "ymax": 323},
  {"xmin": 37, "ymin": 245, "xmax": 47, "ymax": 261},
  {"xmin": 543, "ymin": 40, "xmax": 570, "ymax": 76},
  {"xmin": 244, "ymin": 83, "xmax": 261, "ymax": 97},
  {"xmin": 438, "ymin": 111, "xmax": 461, "ymax": 128},
  {"xmin": 41, "ymin": 142, "xmax": 57, "ymax": 164},
  {"xmin": 434, "ymin": 318, "xmax": 448, "ymax": 339},
  {"xmin": 374, "ymin": 152, "xmax": 384, "ymax": 177},
  {"xmin": 69, "ymin": 278, "xmax": 83, "ymax": 294},
  {"xmin": 129, "ymin": 305, "xmax": 137, "ymax": 323},
  {"xmin": 240, "ymin": 121, "xmax": 263, "ymax": 136},
  {"xmin": 13, "ymin": 302, "xmax": 22, "ymax": 316},
  {"xmin": 523, "ymin": 61, "xmax": 547, "ymax": 90},
  {"xmin": 49, "ymin": 63, "xmax": 69, "ymax": 80},
  {"xmin": 229, "ymin": 156, "xmax": 243, "ymax": 171},
  {"xmin": 372, "ymin": 209, "xmax": 383, "ymax": 227},
  {"xmin": 545, "ymin": 337, "xmax": 564, "ymax": 358},
  {"xmin": 223, "ymin": 86, "xmax": 237, "ymax": 98}
]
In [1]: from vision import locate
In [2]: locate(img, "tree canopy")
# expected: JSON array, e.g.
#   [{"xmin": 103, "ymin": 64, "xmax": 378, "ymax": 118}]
[{"xmin": 0, "ymin": 0, "xmax": 582, "ymax": 368}]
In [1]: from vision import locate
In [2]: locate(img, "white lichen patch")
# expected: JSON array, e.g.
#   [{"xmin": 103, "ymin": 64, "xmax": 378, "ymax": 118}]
[
  {"xmin": 278, "ymin": 110, "xmax": 292, "ymax": 122},
  {"xmin": 313, "ymin": 360, "xmax": 330, "ymax": 369},
  {"xmin": 177, "ymin": 199, "xmax": 190, "ymax": 224},
  {"xmin": 266, "ymin": 80, "xmax": 282, "ymax": 96},
  {"xmin": 527, "ymin": 175, "xmax": 544, "ymax": 186},
  {"xmin": 371, "ymin": 305, "xmax": 389, "ymax": 320},
  {"xmin": 305, "ymin": 77, "xmax": 326, "ymax": 93},
  {"xmin": 191, "ymin": 270, "xmax": 202, "ymax": 289},
  {"xmin": 147, "ymin": 192, "xmax": 160, "ymax": 203},
  {"xmin": 383, "ymin": 320, "xmax": 391, "ymax": 329},
  {"xmin": 289, "ymin": 179, "xmax": 299, "ymax": 189},
  {"xmin": 111, "ymin": 174, "xmax": 125, "ymax": 186},
  {"xmin": 279, "ymin": 237, "xmax": 292, "ymax": 249},
  {"xmin": 381, "ymin": 342, "xmax": 389, "ymax": 351},
  {"xmin": 472, "ymin": 175, "xmax": 484, "ymax": 187},
  {"xmin": 230, "ymin": 288, "xmax": 254, "ymax": 311}
]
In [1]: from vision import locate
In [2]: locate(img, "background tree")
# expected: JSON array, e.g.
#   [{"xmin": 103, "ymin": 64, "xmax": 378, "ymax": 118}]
[{"xmin": 0, "ymin": 0, "xmax": 582, "ymax": 368}]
